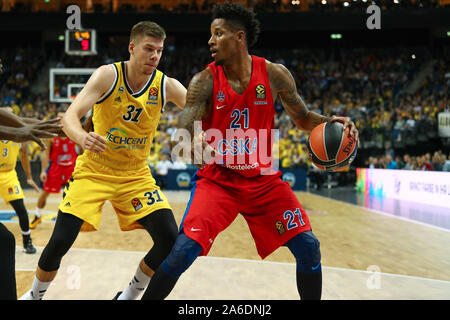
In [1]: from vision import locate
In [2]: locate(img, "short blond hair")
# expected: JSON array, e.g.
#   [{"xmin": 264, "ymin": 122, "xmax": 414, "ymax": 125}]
[{"xmin": 130, "ymin": 21, "xmax": 166, "ymax": 44}]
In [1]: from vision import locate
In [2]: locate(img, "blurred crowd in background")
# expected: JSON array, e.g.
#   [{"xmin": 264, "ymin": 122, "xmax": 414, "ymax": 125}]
[{"xmin": 0, "ymin": 39, "xmax": 449, "ymax": 180}]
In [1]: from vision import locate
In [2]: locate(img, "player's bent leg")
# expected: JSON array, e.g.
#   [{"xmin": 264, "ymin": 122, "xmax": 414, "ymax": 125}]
[
  {"xmin": 285, "ymin": 230, "xmax": 322, "ymax": 300},
  {"xmin": 10, "ymin": 199, "xmax": 35, "ymax": 254},
  {"xmin": 24, "ymin": 210, "xmax": 83, "ymax": 300},
  {"xmin": 138, "ymin": 208, "xmax": 178, "ymax": 271},
  {"xmin": 31, "ymin": 191, "xmax": 50, "ymax": 229},
  {"xmin": 116, "ymin": 209, "xmax": 178, "ymax": 300},
  {"xmin": 141, "ymin": 231, "xmax": 202, "ymax": 300},
  {"xmin": 38, "ymin": 210, "xmax": 83, "ymax": 271}
]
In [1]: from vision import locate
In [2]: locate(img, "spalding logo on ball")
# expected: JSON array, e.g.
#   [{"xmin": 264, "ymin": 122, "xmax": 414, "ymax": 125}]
[{"xmin": 307, "ymin": 121, "xmax": 357, "ymax": 172}]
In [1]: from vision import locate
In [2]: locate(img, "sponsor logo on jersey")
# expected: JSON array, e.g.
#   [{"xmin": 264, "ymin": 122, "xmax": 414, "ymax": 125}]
[
  {"xmin": 217, "ymin": 137, "xmax": 258, "ymax": 156},
  {"xmin": 254, "ymin": 101, "xmax": 267, "ymax": 105},
  {"xmin": 256, "ymin": 84, "xmax": 266, "ymax": 99},
  {"xmin": 105, "ymin": 128, "xmax": 148, "ymax": 150}
]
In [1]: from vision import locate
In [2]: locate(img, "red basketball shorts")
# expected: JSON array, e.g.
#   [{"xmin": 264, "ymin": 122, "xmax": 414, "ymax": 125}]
[
  {"xmin": 43, "ymin": 163, "xmax": 75, "ymax": 193},
  {"xmin": 180, "ymin": 166, "xmax": 311, "ymax": 259}
]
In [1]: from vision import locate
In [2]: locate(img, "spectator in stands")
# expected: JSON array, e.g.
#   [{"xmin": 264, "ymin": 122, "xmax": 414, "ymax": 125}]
[
  {"xmin": 171, "ymin": 154, "xmax": 187, "ymax": 170},
  {"xmin": 431, "ymin": 152, "xmax": 443, "ymax": 171},
  {"xmin": 386, "ymin": 154, "xmax": 397, "ymax": 169},
  {"xmin": 418, "ymin": 155, "xmax": 433, "ymax": 171},
  {"xmin": 442, "ymin": 154, "xmax": 450, "ymax": 172},
  {"xmin": 155, "ymin": 153, "xmax": 173, "ymax": 189},
  {"xmin": 403, "ymin": 154, "xmax": 414, "ymax": 170},
  {"xmin": 395, "ymin": 155, "xmax": 404, "ymax": 169}
]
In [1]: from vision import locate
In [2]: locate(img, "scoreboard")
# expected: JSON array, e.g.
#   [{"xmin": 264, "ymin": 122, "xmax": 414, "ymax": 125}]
[{"xmin": 65, "ymin": 29, "xmax": 97, "ymax": 55}]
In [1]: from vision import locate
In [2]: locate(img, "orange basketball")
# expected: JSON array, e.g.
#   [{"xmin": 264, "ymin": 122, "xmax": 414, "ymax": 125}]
[{"xmin": 307, "ymin": 121, "xmax": 357, "ymax": 171}]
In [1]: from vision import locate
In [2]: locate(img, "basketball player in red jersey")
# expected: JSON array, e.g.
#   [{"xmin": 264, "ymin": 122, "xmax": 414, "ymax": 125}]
[
  {"xmin": 30, "ymin": 112, "xmax": 79, "ymax": 229},
  {"xmin": 141, "ymin": 3, "xmax": 358, "ymax": 300}
]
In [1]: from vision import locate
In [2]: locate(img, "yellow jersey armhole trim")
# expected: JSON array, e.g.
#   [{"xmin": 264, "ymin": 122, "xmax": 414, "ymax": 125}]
[{"xmin": 96, "ymin": 64, "xmax": 119, "ymax": 104}]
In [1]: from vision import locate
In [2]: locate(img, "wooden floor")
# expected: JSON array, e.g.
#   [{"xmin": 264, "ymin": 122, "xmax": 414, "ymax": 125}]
[{"xmin": 2, "ymin": 189, "xmax": 450, "ymax": 300}]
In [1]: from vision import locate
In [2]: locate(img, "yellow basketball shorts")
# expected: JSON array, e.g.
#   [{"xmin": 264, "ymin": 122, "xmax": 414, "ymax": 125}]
[
  {"xmin": 0, "ymin": 170, "xmax": 24, "ymax": 204},
  {"xmin": 58, "ymin": 157, "xmax": 172, "ymax": 232}
]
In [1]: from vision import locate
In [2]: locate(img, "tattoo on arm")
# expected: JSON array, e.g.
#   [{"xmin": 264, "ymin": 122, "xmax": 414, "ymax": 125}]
[
  {"xmin": 271, "ymin": 63, "xmax": 329, "ymax": 131},
  {"xmin": 179, "ymin": 70, "xmax": 213, "ymax": 135}
]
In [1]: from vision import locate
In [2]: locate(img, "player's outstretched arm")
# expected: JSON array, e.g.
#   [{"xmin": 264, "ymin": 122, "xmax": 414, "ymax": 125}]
[
  {"xmin": 165, "ymin": 77, "xmax": 187, "ymax": 110},
  {"xmin": 0, "ymin": 111, "xmax": 62, "ymax": 149},
  {"xmin": 40, "ymin": 139, "xmax": 51, "ymax": 183},
  {"xmin": 62, "ymin": 65, "xmax": 114, "ymax": 153},
  {"xmin": 19, "ymin": 143, "xmax": 40, "ymax": 192}
]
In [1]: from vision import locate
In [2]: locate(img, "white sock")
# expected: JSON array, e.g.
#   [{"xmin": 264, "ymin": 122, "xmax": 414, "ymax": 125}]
[
  {"xmin": 35, "ymin": 207, "xmax": 42, "ymax": 218},
  {"xmin": 118, "ymin": 265, "xmax": 151, "ymax": 300},
  {"xmin": 30, "ymin": 275, "xmax": 52, "ymax": 300}
]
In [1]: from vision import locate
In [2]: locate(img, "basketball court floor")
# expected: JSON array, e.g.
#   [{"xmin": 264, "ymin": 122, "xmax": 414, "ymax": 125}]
[{"xmin": 1, "ymin": 186, "xmax": 449, "ymax": 300}]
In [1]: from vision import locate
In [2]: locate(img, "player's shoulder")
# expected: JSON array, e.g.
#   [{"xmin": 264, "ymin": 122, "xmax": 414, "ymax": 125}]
[
  {"xmin": 88, "ymin": 64, "xmax": 117, "ymax": 90},
  {"xmin": 265, "ymin": 59, "xmax": 290, "ymax": 78},
  {"xmin": 187, "ymin": 67, "xmax": 214, "ymax": 90},
  {"xmin": 95, "ymin": 64, "xmax": 117, "ymax": 78}
]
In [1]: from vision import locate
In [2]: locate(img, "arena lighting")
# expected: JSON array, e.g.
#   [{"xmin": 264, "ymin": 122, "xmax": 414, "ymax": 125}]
[
  {"xmin": 447, "ymin": 31, "xmax": 450, "ymax": 37},
  {"xmin": 321, "ymin": 0, "xmax": 327, "ymax": 4},
  {"xmin": 331, "ymin": 33, "xmax": 343, "ymax": 39},
  {"xmin": 411, "ymin": 54, "xmax": 416, "ymax": 59},
  {"xmin": 343, "ymin": 1, "xmax": 349, "ymax": 6},
  {"xmin": 394, "ymin": 0, "xmax": 400, "ymax": 3}
]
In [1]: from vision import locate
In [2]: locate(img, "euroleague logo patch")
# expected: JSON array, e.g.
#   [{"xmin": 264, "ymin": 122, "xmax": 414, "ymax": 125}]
[
  {"xmin": 275, "ymin": 221, "xmax": 285, "ymax": 235},
  {"xmin": 256, "ymin": 84, "xmax": 266, "ymax": 99},
  {"xmin": 131, "ymin": 198, "xmax": 143, "ymax": 211},
  {"xmin": 148, "ymin": 87, "xmax": 159, "ymax": 100}
]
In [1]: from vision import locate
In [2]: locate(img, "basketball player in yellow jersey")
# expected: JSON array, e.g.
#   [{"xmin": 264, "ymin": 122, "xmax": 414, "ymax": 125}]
[
  {"xmin": 22, "ymin": 21, "xmax": 187, "ymax": 300},
  {"xmin": 0, "ymin": 135, "xmax": 40, "ymax": 254}
]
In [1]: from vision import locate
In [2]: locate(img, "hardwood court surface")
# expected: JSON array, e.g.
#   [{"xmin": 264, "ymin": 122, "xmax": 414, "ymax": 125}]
[{"xmin": 2, "ymin": 189, "xmax": 449, "ymax": 299}]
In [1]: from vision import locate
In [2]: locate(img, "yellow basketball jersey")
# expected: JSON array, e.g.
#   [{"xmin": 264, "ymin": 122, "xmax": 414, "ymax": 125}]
[
  {"xmin": 83, "ymin": 61, "xmax": 167, "ymax": 170},
  {"xmin": 0, "ymin": 140, "xmax": 20, "ymax": 172}
]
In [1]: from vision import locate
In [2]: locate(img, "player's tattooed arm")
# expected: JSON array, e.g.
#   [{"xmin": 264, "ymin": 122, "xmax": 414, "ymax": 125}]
[
  {"xmin": 268, "ymin": 62, "xmax": 329, "ymax": 132},
  {"xmin": 178, "ymin": 69, "xmax": 213, "ymax": 136}
]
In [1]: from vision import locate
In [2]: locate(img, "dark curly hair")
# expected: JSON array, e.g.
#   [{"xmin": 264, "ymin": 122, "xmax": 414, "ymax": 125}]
[{"xmin": 211, "ymin": 2, "xmax": 261, "ymax": 48}]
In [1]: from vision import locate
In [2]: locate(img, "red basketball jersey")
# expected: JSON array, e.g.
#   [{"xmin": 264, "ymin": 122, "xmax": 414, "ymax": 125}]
[
  {"xmin": 201, "ymin": 55, "xmax": 278, "ymax": 178},
  {"xmin": 49, "ymin": 137, "xmax": 77, "ymax": 166}
]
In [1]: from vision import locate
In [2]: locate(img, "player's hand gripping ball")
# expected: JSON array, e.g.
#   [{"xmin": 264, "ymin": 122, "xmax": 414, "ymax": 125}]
[{"xmin": 307, "ymin": 121, "xmax": 357, "ymax": 172}]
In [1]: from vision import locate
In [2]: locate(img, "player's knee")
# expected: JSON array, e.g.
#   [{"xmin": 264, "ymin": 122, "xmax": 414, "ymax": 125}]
[
  {"xmin": 140, "ymin": 209, "xmax": 178, "ymax": 259},
  {"xmin": 161, "ymin": 233, "xmax": 202, "ymax": 279},
  {"xmin": 286, "ymin": 231, "xmax": 321, "ymax": 274},
  {"xmin": 38, "ymin": 234, "xmax": 71, "ymax": 271}
]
